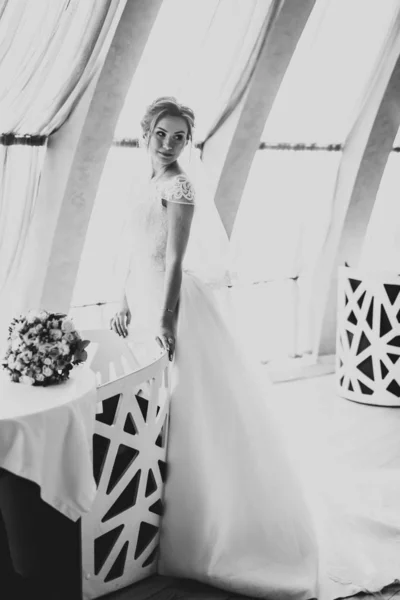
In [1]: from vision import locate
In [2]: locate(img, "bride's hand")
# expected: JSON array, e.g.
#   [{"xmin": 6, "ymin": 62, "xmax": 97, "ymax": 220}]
[
  {"xmin": 110, "ymin": 307, "xmax": 131, "ymax": 338},
  {"xmin": 157, "ymin": 314, "xmax": 176, "ymax": 361}
]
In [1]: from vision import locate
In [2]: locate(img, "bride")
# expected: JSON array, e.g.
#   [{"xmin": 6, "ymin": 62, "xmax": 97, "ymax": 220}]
[{"xmin": 110, "ymin": 97, "xmax": 318, "ymax": 599}]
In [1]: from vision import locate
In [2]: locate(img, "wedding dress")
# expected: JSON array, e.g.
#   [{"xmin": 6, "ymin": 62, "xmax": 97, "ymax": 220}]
[
  {"xmin": 122, "ymin": 167, "xmax": 319, "ymax": 600},
  {"xmin": 120, "ymin": 155, "xmax": 400, "ymax": 600}
]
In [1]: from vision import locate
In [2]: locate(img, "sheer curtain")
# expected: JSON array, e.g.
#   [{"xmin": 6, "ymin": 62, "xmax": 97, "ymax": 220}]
[
  {"xmin": 229, "ymin": 0, "xmax": 400, "ymax": 363},
  {"xmin": 112, "ymin": 0, "xmax": 277, "ymax": 142},
  {"xmin": 0, "ymin": 0, "xmax": 125, "ymax": 323},
  {"xmin": 0, "ymin": 143, "xmax": 46, "ymax": 300},
  {"xmin": 361, "ymin": 125, "xmax": 400, "ymax": 273}
]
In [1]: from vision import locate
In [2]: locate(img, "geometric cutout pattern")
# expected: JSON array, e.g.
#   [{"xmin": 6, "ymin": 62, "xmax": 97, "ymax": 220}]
[
  {"xmin": 388, "ymin": 353, "xmax": 400, "ymax": 365},
  {"xmin": 346, "ymin": 330, "xmax": 354, "ymax": 348},
  {"xmin": 380, "ymin": 360, "xmax": 389, "ymax": 379},
  {"xmin": 358, "ymin": 380, "xmax": 373, "ymax": 395},
  {"xmin": 81, "ymin": 352, "xmax": 170, "ymax": 599},
  {"xmin": 145, "ymin": 469, "xmax": 158, "ymax": 498},
  {"xmin": 384, "ymin": 283, "xmax": 400, "ymax": 306},
  {"xmin": 366, "ymin": 298, "xmax": 374, "ymax": 328},
  {"xmin": 134, "ymin": 522, "xmax": 159, "ymax": 560},
  {"xmin": 387, "ymin": 379, "xmax": 400, "ymax": 398},
  {"xmin": 102, "ymin": 470, "xmax": 141, "ymax": 522},
  {"xmin": 96, "ymin": 394, "xmax": 120, "ymax": 426},
  {"xmin": 388, "ymin": 335, "xmax": 400, "ymax": 348},
  {"xmin": 337, "ymin": 267, "xmax": 400, "ymax": 406},
  {"xmin": 348, "ymin": 310, "xmax": 358, "ymax": 326},
  {"xmin": 148, "ymin": 499, "xmax": 164, "ymax": 517},
  {"xmin": 380, "ymin": 305, "xmax": 392, "ymax": 337},
  {"xmin": 357, "ymin": 290, "xmax": 366, "ymax": 309},
  {"xmin": 356, "ymin": 331, "xmax": 370, "ymax": 355},
  {"xmin": 357, "ymin": 356, "xmax": 374, "ymax": 381},
  {"xmin": 158, "ymin": 460, "xmax": 167, "ymax": 483},
  {"xmin": 106, "ymin": 445, "xmax": 139, "ymax": 495},
  {"xmin": 136, "ymin": 394, "xmax": 149, "ymax": 422},
  {"xmin": 105, "ymin": 541, "xmax": 129, "ymax": 582},
  {"xmin": 123, "ymin": 413, "xmax": 138, "ymax": 436},
  {"xmin": 94, "ymin": 525, "xmax": 124, "ymax": 576},
  {"xmin": 93, "ymin": 434, "xmax": 111, "ymax": 487},
  {"xmin": 155, "ymin": 417, "xmax": 168, "ymax": 449},
  {"xmin": 142, "ymin": 547, "xmax": 158, "ymax": 568},
  {"xmin": 349, "ymin": 278, "xmax": 361, "ymax": 292}
]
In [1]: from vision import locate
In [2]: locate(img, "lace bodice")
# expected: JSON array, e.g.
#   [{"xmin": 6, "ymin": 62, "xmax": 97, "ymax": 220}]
[{"xmin": 129, "ymin": 173, "xmax": 196, "ymax": 275}]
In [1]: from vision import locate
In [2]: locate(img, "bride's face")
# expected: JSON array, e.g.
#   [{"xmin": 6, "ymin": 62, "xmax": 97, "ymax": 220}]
[{"xmin": 148, "ymin": 115, "xmax": 189, "ymax": 167}]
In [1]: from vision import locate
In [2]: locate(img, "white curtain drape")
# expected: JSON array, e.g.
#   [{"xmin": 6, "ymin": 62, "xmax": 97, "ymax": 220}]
[
  {"xmin": 0, "ymin": 0, "xmax": 125, "ymax": 318},
  {"xmin": 0, "ymin": 0, "xmax": 124, "ymax": 135},
  {"xmin": 360, "ymin": 132, "xmax": 400, "ymax": 273},
  {"xmin": 0, "ymin": 144, "xmax": 46, "ymax": 297},
  {"xmin": 229, "ymin": 0, "xmax": 400, "ymax": 362},
  {"xmin": 113, "ymin": 0, "xmax": 277, "ymax": 141}
]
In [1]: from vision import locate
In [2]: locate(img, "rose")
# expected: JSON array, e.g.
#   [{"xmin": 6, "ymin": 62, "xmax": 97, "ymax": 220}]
[
  {"xmin": 49, "ymin": 346, "xmax": 62, "ymax": 358},
  {"xmin": 23, "ymin": 330, "xmax": 38, "ymax": 345},
  {"xmin": 31, "ymin": 324, "xmax": 43, "ymax": 335},
  {"xmin": 20, "ymin": 350, "xmax": 33, "ymax": 363},
  {"xmin": 20, "ymin": 375, "xmax": 35, "ymax": 385},
  {"xmin": 43, "ymin": 357, "xmax": 53, "ymax": 366},
  {"xmin": 36, "ymin": 373, "xmax": 45, "ymax": 382},
  {"xmin": 50, "ymin": 329, "xmax": 62, "ymax": 340},
  {"xmin": 61, "ymin": 320, "xmax": 75, "ymax": 333},
  {"xmin": 60, "ymin": 342, "xmax": 70, "ymax": 356},
  {"xmin": 38, "ymin": 343, "xmax": 52, "ymax": 354},
  {"xmin": 42, "ymin": 366, "xmax": 53, "ymax": 377}
]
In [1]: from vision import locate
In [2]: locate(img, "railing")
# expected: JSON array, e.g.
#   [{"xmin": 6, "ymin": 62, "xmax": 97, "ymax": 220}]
[{"xmin": 70, "ymin": 274, "xmax": 313, "ymax": 364}]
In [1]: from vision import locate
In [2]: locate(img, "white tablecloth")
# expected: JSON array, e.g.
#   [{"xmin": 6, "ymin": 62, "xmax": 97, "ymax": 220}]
[{"xmin": 0, "ymin": 365, "xmax": 98, "ymax": 521}]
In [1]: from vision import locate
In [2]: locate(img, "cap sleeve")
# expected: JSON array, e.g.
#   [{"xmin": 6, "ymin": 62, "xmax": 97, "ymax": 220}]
[{"xmin": 163, "ymin": 175, "xmax": 195, "ymax": 206}]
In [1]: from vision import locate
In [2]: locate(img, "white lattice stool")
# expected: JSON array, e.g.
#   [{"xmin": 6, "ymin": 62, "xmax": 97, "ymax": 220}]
[
  {"xmin": 80, "ymin": 330, "xmax": 170, "ymax": 599},
  {"xmin": 336, "ymin": 266, "xmax": 400, "ymax": 406}
]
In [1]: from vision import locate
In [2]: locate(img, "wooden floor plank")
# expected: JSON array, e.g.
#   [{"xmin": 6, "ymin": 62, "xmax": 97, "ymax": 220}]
[
  {"xmin": 101, "ymin": 575, "xmax": 176, "ymax": 600},
  {"xmin": 102, "ymin": 575, "xmax": 400, "ymax": 600},
  {"xmin": 102, "ymin": 575, "xmax": 250, "ymax": 600}
]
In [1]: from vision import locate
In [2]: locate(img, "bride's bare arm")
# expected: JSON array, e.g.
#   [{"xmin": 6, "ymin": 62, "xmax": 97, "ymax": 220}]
[
  {"xmin": 162, "ymin": 201, "xmax": 194, "ymax": 313},
  {"xmin": 159, "ymin": 200, "xmax": 194, "ymax": 357}
]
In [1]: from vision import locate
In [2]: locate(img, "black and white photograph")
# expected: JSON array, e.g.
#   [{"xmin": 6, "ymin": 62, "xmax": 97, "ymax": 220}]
[{"xmin": 1, "ymin": 1, "xmax": 400, "ymax": 600}]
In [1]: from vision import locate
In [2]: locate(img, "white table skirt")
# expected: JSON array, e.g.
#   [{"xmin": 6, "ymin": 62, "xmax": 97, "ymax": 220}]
[{"xmin": 0, "ymin": 365, "xmax": 98, "ymax": 521}]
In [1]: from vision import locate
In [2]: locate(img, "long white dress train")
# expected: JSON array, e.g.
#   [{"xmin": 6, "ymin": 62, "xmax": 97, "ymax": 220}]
[
  {"xmin": 124, "ymin": 173, "xmax": 318, "ymax": 599},
  {"xmin": 123, "ymin": 169, "xmax": 400, "ymax": 600}
]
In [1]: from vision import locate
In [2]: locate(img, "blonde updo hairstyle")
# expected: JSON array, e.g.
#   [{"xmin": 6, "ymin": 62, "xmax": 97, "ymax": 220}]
[{"xmin": 140, "ymin": 96, "xmax": 195, "ymax": 147}]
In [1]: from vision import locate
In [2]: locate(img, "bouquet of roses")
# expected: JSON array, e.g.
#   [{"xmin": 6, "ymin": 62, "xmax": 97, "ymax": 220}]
[{"xmin": 1, "ymin": 310, "xmax": 90, "ymax": 386}]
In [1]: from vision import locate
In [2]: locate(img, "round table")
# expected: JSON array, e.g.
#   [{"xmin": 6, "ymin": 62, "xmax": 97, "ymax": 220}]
[{"xmin": 0, "ymin": 365, "xmax": 98, "ymax": 600}]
